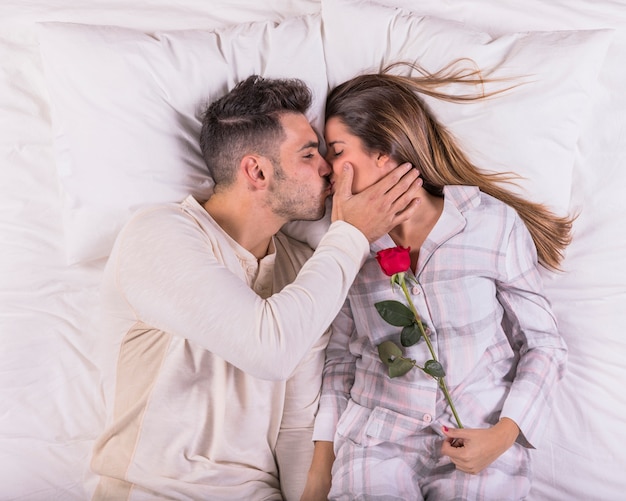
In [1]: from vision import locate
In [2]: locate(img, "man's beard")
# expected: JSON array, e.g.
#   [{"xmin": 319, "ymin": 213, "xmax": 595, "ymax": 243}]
[{"xmin": 267, "ymin": 175, "xmax": 327, "ymax": 221}]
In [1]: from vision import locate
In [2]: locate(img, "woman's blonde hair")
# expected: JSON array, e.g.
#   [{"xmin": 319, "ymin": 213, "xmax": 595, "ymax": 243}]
[{"xmin": 326, "ymin": 61, "xmax": 573, "ymax": 271}]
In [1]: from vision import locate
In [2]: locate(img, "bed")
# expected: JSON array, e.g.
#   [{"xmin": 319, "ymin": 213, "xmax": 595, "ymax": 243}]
[{"xmin": 1, "ymin": 0, "xmax": 624, "ymax": 499}]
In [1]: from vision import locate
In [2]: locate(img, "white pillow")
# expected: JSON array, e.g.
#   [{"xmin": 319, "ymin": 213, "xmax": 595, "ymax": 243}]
[
  {"xmin": 38, "ymin": 15, "xmax": 327, "ymax": 264},
  {"xmin": 321, "ymin": 0, "xmax": 613, "ymax": 216}
]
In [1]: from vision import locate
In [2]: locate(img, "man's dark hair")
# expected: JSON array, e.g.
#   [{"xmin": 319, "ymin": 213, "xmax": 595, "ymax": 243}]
[{"xmin": 199, "ymin": 75, "xmax": 312, "ymax": 187}]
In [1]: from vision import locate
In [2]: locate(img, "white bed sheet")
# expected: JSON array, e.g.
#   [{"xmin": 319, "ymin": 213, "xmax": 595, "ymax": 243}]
[{"xmin": 1, "ymin": 1, "xmax": 624, "ymax": 500}]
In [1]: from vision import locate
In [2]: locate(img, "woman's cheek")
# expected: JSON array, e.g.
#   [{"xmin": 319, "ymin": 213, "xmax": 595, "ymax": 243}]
[{"xmin": 351, "ymin": 169, "xmax": 368, "ymax": 194}]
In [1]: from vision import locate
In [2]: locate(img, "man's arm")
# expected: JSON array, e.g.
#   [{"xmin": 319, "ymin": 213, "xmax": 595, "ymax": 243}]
[
  {"xmin": 114, "ymin": 211, "xmax": 365, "ymax": 381},
  {"xmin": 112, "ymin": 165, "xmax": 421, "ymax": 381}
]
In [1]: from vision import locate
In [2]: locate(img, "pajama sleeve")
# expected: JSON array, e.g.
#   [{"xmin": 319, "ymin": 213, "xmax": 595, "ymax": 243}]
[
  {"xmin": 312, "ymin": 297, "xmax": 359, "ymax": 442},
  {"xmin": 496, "ymin": 216, "xmax": 568, "ymax": 448}
]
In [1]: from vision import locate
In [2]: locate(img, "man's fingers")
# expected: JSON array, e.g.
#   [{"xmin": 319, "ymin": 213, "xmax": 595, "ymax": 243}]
[
  {"xmin": 385, "ymin": 166, "xmax": 421, "ymax": 202},
  {"xmin": 330, "ymin": 161, "xmax": 424, "ymax": 242},
  {"xmin": 363, "ymin": 162, "xmax": 415, "ymax": 197},
  {"xmin": 331, "ymin": 162, "xmax": 355, "ymax": 223},
  {"xmin": 389, "ymin": 176, "xmax": 423, "ymax": 214},
  {"xmin": 384, "ymin": 165, "xmax": 422, "ymax": 224},
  {"xmin": 353, "ymin": 163, "xmax": 421, "ymax": 218},
  {"xmin": 333, "ymin": 162, "xmax": 354, "ymax": 199}
]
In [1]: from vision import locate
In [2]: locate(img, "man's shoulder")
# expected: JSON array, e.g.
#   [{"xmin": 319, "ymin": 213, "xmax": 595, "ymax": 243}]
[
  {"xmin": 113, "ymin": 198, "xmax": 209, "ymax": 256},
  {"xmin": 125, "ymin": 196, "xmax": 203, "ymax": 229}
]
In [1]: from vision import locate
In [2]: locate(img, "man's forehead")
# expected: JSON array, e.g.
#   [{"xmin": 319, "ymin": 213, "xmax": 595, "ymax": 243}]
[{"xmin": 279, "ymin": 112, "xmax": 319, "ymax": 149}]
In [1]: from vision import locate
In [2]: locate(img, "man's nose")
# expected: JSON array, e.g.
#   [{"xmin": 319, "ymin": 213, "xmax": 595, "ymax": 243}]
[{"xmin": 319, "ymin": 156, "xmax": 332, "ymax": 176}]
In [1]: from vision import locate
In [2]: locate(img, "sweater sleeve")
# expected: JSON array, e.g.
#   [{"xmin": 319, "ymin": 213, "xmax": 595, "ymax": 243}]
[{"xmin": 112, "ymin": 206, "xmax": 369, "ymax": 381}]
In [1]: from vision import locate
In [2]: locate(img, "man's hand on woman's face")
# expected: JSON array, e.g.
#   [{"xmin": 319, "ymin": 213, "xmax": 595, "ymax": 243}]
[{"xmin": 331, "ymin": 162, "xmax": 422, "ymax": 243}]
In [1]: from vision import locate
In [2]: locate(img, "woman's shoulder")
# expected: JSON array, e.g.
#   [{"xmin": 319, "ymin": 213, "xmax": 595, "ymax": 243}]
[
  {"xmin": 443, "ymin": 185, "xmax": 520, "ymax": 236},
  {"xmin": 444, "ymin": 185, "xmax": 516, "ymax": 215}
]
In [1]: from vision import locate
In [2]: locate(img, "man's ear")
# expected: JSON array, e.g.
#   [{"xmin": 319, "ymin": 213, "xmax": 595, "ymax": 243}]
[{"xmin": 240, "ymin": 154, "xmax": 268, "ymax": 189}]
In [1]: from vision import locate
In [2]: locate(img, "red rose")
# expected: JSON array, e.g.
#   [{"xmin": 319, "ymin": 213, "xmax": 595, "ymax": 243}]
[{"xmin": 376, "ymin": 246, "xmax": 411, "ymax": 276}]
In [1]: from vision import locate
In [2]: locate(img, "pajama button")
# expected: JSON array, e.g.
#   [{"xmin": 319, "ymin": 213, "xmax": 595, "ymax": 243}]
[
  {"xmin": 411, "ymin": 286, "xmax": 421, "ymax": 295},
  {"xmin": 423, "ymin": 413, "xmax": 432, "ymax": 423}
]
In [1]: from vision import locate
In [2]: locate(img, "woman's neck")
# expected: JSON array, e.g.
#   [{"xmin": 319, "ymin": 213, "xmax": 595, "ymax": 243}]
[{"xmin": 388, "ymin": 189, "xmax": 444, "ymax": 272}]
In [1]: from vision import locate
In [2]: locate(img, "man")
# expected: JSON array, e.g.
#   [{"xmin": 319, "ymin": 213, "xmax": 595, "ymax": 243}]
[{"xmin": 90, "ymin": 75, "xmax": 421, "ymax": 500}]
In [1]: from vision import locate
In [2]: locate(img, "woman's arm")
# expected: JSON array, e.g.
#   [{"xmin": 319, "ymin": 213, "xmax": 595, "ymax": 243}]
[
  {"xmin": 441, "ymin": 213, "xmax": 566, "ymax": 472},
  {"xmin": 300, "ymin": 441, "xmax": 335, "ymax": 501},
  {"xmin": 277, "ymin": 330, "xmax": 331, "ymax": 501},
  {"xmin": 302, "ymin": 297, "xmax": 359, "ymax": 498},
  {"xmin": 495, "ymin": 217, "xmax": 568, "ymax": 448}
]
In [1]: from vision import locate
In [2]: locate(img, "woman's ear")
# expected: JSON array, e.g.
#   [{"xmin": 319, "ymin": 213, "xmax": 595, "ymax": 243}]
[{"xmin": 376, "ymin": 153, "xmax": 396, "ymax": 172}]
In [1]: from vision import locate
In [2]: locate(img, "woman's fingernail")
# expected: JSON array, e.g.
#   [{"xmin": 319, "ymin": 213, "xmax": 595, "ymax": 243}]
[{"xmin": 443, "ymin": 426, "xmax": 449, "ymax": 432}]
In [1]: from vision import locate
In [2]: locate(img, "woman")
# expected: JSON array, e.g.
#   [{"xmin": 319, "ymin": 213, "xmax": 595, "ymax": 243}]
[{"xmin": 301, "ymin": 63, "xmax": 570, "ymax": 500}]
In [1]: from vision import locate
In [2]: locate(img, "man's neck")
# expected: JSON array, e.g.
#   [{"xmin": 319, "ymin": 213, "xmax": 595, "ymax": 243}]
[{"xmin": 203, "ymin": 190, "xmax": 283, "ymax": 260}]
